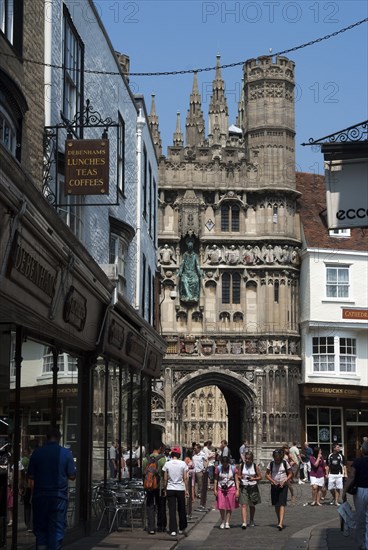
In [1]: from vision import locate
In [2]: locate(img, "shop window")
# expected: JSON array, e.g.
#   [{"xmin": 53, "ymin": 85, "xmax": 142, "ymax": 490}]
[
  {"xmin": 221, "ymin": 204, "xmax": 240, "ymax": 232},
  {"xmin": 62, "ymin": 6, "xmax": 83, "ymax": 123},
  {"xmin": 326, "ymin": 265, "xmax": 349, "ymax": 299},
  {"xmin": 312, "ymin": 336, "xmax": 356, "ymax": 374},
  {"xmin": 305, "ymin": 406, "xmax": 343, "ymax": 454}
]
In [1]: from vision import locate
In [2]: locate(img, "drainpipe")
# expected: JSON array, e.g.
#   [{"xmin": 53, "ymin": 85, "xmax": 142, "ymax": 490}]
[
  {"xmin": 135, "ymin": 108, "xmax": 146, "ymax": 311},
  {"xmin": 44, "ymin": 1, "xmax": 53, "ymax": 127}
]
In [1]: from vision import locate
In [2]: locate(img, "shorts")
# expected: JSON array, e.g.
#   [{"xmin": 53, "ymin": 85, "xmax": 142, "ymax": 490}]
[
  {"xmin": 271, "ymin": 484, "xmax": 288, "ymax": 507},
  {"xmin": 328, "ymin": 474, "xmax": 343, "ymax": 491},
  {"xmin": 310, "ymin": 476, "xmax": 325, "ymax": 487},
  {"xmin": 239, "ymin": 484, "xmax": 261, "ymax": 506}
]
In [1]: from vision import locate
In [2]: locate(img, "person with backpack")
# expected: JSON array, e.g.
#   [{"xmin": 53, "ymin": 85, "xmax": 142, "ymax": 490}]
[
  {"xmin": 214, "ymin": 455, "xmax": 239, "ymax": 529},
  {"xmin": 238, "ymin": 451, "xmax": 262, "ymax": 528},
  {"xmin": 162, "ymin": 446, "xmax": 189, "ymax": 536},
  {"xmin": 142, "ymin": 443, "xmax": 166, "ymax": 535},
  {"xmin": 265, "ymin": 449, "xmax": 292, "ymax": 531},
  {"xmin": 326, "ymin": 443, "xmax": 346, "ymax": 506}
]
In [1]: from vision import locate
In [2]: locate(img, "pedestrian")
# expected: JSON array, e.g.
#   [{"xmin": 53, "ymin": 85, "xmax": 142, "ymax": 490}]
[
  {"xmin": 192, "ymin": 444, "xmax": 207, "ymax": 499},
  {"xmin": 219, "ymin": 440, "xmax": 231, "ymax": 461},
  {"xmin": 28, "ymin": 426, "xmax": 76, "ymax": 550},
  {"xmin": 300, "ymin": 442, "xmax": 313, "ymax": 482},
  {"xmin": 108, "ymin": 441, "xmax": 117, "ymax": 478},
  {"xmin": 238, "ymin": 451, "xmax": 262, "ymax": 529},
  {"xmin": 309, "ymin": 446, "xmax": 326, "ymax": 506},
  {"xmin": 214, "ymin": 455, "xmax": 239, "ymax": 529},
  {"xmin": 265, "ymin": 449, "xmax": 292, "ymax": 531},
  {"xmin": 289, "ymin": 441, "xmax": 302, "ymax": 483},
  {"xmin": 184, "ymin": 449, "xmax": 195, "ymax": 504},
  {"xmin": 282, "ymin": 444, "xmax": 296, "ymax": 505},
  {"xmin": 202, "ymin": 441, "xmax": 216, "ymax": 488},
  {"xmin": 164, "ymin": 447, "xmax": 171, "ymax": 462},
  {"xmin": 239, "ymin": 440, "xmax": 250, "ymax": 463},
  {"xmin": 142, "ymin": 442, "xmax": 166, "ymax": 535},
  {"xmin": 343, "ymin": 441, "xmax": 368, "ymax": 550},
  {"xmin": 162, "ymin": 446, "xmax": 189, "ymax": 537},
  {"xmin": 326, "ymin": 443, "xmax": 346, "ymax": 506}
]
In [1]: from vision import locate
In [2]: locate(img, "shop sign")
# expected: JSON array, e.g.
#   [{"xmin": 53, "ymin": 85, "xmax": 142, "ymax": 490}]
[
  {"xmin": 63, "ymin": 286, "xmax": 87, "ymax": 331},
  {"xmin": 108, "ymin": 319, "xmax": 125, "ymax": 350},
  {"xmin": 325, "ymin": 159, "xmax": 368, "ymax": 229},
  {"xmin": 126, "ymin": 331, "xmax": 145, "ymax": 366},
  {"xmin": 9, "ymin": 232, "xmax": 57, "ymax": 303},
  {"xmin": 64, "ymin": 139, "xmax": 109, "ymax": 195},
  {"xmin": 342, "ymin": 308, "xmax": 368, "ymax": 320},
  {"xmin": 309, "ymin": 386, "xmax": 360, "ymax": 397}
]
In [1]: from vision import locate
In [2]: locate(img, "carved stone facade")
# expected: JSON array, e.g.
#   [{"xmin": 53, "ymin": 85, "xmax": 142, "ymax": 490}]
[{"xmin": 150, "ymin": 55, "xmax": 302, "ymax": 461}]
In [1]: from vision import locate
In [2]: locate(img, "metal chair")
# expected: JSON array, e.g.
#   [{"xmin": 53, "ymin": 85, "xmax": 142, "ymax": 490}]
[
  {"xmin": 129, "ymin": 489, "xmax": 146, "ymax": 528},
  {"xmin": 97, "ymin": 489, "xmax": 133, "ymax": 532}
]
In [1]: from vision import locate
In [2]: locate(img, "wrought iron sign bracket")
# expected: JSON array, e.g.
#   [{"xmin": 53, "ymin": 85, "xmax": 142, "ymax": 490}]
[
  {"xmin": 43, "ymin": 100, "xmax": 120, "ymax": 207},
  {"xmin": 301, "ymin": 120, "xmax": 368, "ymax": 146}
]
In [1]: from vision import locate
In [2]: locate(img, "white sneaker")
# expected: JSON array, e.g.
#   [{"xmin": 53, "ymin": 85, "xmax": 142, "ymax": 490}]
[
  {"xmin": 225, "ymin": 522, "xmax": 230, "ymax": 529},
  {"xmin": 220, "ymin": 522, "xmax": 225, "ymax": 529},
  {"xmin": 170, "ymin": 532, "xmax": 177, "ymax": 536},
  {"xmin": 298, "ymin": 480, "xmax": 305, "ymax": 484},
  {"xmin": 241, "ymin": 522, "xmax": 247, "ymax": 529}
]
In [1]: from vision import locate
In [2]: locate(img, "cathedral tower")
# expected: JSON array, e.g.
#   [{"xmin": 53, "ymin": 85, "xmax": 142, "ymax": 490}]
[{"xmin": 243, "ymin": 56, "xmax": 295, "ymax": 187}]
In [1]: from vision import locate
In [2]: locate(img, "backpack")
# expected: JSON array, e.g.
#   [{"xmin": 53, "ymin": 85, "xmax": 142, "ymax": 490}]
[
  {"xmin": 143, "ymin": 455, "xmax": 160, "ymax": 491},
  {"xmin": 218, "ymin": 464, "xmax": 236, "ymax": 476},
  {"xmin": 270, "ymin": 459, "xmax": 288, "ymax": 475}
]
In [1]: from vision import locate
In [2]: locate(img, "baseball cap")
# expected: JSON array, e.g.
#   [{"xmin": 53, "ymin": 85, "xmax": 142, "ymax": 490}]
[{"xmin": 171, "ymin": 446, "xmax": 181, "ymax": 455}]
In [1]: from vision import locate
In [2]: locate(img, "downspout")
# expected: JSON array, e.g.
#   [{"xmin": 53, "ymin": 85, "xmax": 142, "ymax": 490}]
[
  {"xmin": 135, "ymin": 108, "xmax": 146, "ymax": 310},
  {"xmin": 44, "ymin": 1, "xmax": 53, "ymax": 127}
]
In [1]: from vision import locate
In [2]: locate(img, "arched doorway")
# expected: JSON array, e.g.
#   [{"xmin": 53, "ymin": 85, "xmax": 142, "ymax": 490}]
[
  {"xmin": 171, "ymin": 370, "xmax": 257, "ymax": 461},
  {"xmin": 181, "ymin": 386, "xmax": 228, "ymax": 448}
]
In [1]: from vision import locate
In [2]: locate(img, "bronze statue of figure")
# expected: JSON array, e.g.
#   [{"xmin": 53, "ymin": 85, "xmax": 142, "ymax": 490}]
[{"xmin": 177, "ymin": 239, "xmax": 202, "ymax": 303}]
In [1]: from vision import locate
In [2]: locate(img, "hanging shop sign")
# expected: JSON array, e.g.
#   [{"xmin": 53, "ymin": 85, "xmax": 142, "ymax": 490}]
[{"xmin": 64, "ymin": 139, "xmax": 109, "ymax": 195}]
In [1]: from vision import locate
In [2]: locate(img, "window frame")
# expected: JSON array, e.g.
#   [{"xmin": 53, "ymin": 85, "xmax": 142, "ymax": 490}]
[
  {"xmin": 117, "ymin": 112, "xmax": 125, "ymax": 195},
  {"xmin": 0, "ymin": 0, "xmax": 23, "ymax": 53},
  {"xmin": 222, "ymin": 272, "xmax": 241, "ymax": 304},
  {"xmin": 312, "ymin": 335, "xmax": 357, "ymax": 375},
  {"xmin": 220, "ymin": 203, "xmax": 240, "ymax": 232},
  {"xmin": 62, "ymin": 5, "xmax": 84, "ymax": 125},
  {"xmin": 325, "ymin": 265, "xmax": 350, "ymax": 299}
]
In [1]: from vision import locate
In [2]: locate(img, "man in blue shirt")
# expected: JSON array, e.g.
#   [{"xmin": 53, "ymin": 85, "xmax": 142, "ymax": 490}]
[{"xmin": 28, "ymin": 427, "xmax": 76, "ymax": 550}]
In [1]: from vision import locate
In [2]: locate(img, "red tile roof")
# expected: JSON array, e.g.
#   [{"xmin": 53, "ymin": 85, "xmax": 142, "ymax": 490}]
[{"xmin": 296, "ymin": 172, "xmax": 367, "ymax": 251}]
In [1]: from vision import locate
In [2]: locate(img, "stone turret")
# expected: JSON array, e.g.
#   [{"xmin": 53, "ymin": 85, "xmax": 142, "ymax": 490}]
[
  {"xmin": 236, "ymin": 77, "xmax": 245, "ymax": 129},
  {"xmin": 243, "ymin": 56, "xmax": 295, "ymax": 187},
  {"xmin": 185, "ymin": 72, "xmax": 205, "ymax": 148},
  {"xmin": 173, "ymin": 112, "xmax": 184, "ymax": 147},
  {"xmin": 208, "ymin": 54, "xmax": 229, "ymax": 147},
  {"xmin": 148, "ymin": 94, "xmax": 162, "ymax": 157}
]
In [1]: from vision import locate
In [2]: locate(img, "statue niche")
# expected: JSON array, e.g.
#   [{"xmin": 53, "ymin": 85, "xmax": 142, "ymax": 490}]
[{"xmin": 177, "ymin": 238, "xmax": 203, "ymax": 303}]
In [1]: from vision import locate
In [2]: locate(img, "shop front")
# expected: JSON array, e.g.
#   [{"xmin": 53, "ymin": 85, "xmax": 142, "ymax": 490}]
[
  {"xmin": 0, "ymin": 146, "xmax": 113, "ymax": 547},
  {"xmin": 300, "ymin": 383, "xmax": 368, "ymax": 461}
]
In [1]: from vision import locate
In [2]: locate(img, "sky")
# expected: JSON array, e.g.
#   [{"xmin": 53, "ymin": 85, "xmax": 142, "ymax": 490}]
[{"xmin": 97, "ymin": 0, "xmax": 368, "ymax": 174}]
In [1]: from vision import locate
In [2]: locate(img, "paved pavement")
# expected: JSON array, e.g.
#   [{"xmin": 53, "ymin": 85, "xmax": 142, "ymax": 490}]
[
  {"xmin": 175, "ymin": 483, "xmax": 357, "ymax": 550},
  {"xmin": 16, "ymin": 483, "xmax": 359, "ymax": 549}
]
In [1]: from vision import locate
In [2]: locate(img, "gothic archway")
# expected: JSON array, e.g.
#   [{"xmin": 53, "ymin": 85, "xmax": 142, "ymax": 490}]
[{"xmin": 170, "ymin": 369, "xmax": 257, "ymax": 461}]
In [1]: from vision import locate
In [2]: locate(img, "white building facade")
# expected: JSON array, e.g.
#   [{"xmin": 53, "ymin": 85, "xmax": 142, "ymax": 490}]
[{"xmin": 298, "ymin": 172, "xmax": 368, "ymax": 460}]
